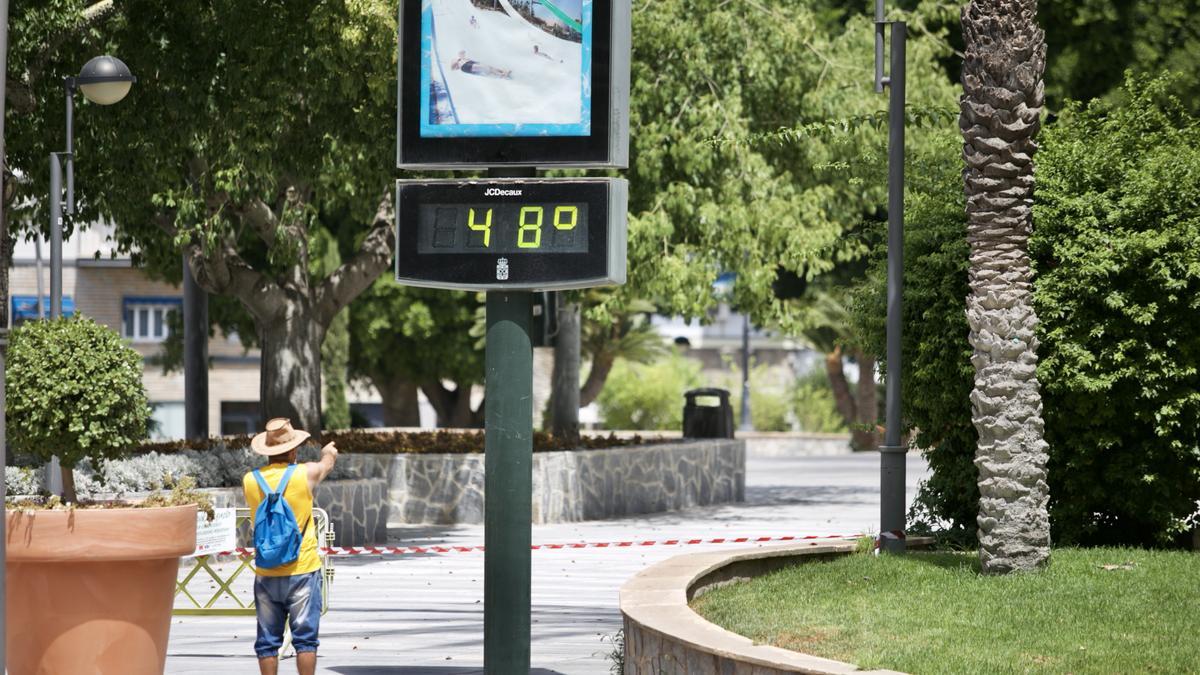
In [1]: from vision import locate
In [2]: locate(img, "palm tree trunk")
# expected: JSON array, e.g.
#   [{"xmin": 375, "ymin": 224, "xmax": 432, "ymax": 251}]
[{"xmin": 961, "ymin": 0, "xmax": 1051, "ymax": 573}]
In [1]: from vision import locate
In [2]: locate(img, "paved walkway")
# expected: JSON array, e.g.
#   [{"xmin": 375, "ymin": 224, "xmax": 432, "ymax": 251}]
[{"xmin": 166, "ymin": 452, "xmax": 929, "ymax": 674}]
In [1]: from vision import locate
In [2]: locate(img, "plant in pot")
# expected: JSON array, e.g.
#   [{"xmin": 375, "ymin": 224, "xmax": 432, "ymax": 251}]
[{"xmin": 5, "ymin": 316, "xmax": 200, "ymax": 675}]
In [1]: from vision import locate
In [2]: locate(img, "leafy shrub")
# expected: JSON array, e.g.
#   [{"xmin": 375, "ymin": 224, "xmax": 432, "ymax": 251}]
[
  {"xmin": 7, "ymin": 317, "xmax": 150, "ymax": 471},
  {"xmin": 792, "ymin": 370, "xmax": 850, "ymax": 434},
  {"xmin": 598, "ymin": 350, "xmax": 704, "ymax": 430},
  {"xmin": 1031, "ymin": 75, "xmax": 1200, "ymax": 546},
  {"xmin": 725, "ymin": 363, "xmax": 796, "ymax": 432},
  {"xmin": 851, "ymin": 129, "xmax": 979, "ymax": 543},
  {"xmin": 852, "ymin": 75, "xmax": 1200, "ymax": 547}
]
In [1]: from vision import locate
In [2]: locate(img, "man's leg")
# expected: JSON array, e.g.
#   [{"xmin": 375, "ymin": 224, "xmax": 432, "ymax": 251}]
[
  {"xmin": 287, "ymin": 571, "xmax": 323, "ymax": 675},
  {"xmin": 254, "ymin": 576, "xmax": 288, "ymax": 675},
  {"xmin": 296, "ymin": 651, "xmax": 317, "ymax": 675}
]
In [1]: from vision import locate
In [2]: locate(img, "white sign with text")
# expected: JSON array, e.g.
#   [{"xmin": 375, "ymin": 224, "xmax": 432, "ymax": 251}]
[{"xmin": 187, "ymin": 507, "xmax": 238, "ymax": 558}]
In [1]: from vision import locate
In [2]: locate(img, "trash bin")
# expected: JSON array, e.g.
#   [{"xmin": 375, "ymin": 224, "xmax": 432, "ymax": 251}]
[{"xmin": 682, "ymin": 388, "xmax": 734, "ymax": 439}]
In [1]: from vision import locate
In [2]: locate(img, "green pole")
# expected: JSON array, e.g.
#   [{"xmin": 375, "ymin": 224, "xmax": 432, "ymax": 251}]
[{"xmin": 484, "ymin": 291, "xmax": 533, "ymax": 673}]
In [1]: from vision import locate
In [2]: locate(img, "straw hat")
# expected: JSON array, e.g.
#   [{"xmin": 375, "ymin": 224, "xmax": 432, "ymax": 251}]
[{"xmin": 251, "ymin": 418, "xmax": 311, "ymax": 457}]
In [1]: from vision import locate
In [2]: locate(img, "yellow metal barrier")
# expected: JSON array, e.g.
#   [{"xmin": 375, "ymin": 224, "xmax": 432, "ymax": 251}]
[{"xmin": 174, "ymin": 507, "xmax": 335, "ymax": 617}]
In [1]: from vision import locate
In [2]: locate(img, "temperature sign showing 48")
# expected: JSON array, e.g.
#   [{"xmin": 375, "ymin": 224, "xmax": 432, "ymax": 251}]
[
  {"xmin": 418, "ymin": 203, "xmax": 589, "ymax": 255},
  {"xmin": 395, "ymin": 178, "xmax": 627, "ymax": 291}
]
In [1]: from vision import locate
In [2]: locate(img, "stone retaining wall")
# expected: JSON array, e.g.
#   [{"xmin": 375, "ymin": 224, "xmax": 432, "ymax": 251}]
[
  {"xmin": 200, "ymin": 439, "xmax": 743, "ymax": 543},
  {"xmin": 205, "ymin": 478, "xmax": 389, "ymax": 547},
  {"xmin": 332, "ymin": 439, "xmax": 744, "ymax": 525}
]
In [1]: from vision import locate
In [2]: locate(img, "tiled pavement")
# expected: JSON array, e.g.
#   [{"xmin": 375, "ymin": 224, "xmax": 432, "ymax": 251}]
[{"xmin": 165, "ymin": 452, "xmax": 929, "ymax": 674}]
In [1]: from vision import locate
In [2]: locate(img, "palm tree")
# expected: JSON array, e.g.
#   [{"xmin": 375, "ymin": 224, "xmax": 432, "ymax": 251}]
[{"xmin": 960, "ymin": 0, "xmax": 1051, "ymax": 573}]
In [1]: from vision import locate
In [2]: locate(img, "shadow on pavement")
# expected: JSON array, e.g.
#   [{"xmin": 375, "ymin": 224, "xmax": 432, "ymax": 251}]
[{"xmin": 326, "ymin": 662, "xmax": 568, "ymax": 667}]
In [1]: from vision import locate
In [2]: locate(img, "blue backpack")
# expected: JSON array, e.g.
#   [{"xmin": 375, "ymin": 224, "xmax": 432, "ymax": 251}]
[{"xmin": 252, "ymin": 465, "xmax": 309, "ymax": 569}]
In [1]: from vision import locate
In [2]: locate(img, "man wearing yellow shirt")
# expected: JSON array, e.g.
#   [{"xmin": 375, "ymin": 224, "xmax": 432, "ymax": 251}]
[{"xmin": 243, "ymin": 418, "xmax": 339, "ymax": 675}]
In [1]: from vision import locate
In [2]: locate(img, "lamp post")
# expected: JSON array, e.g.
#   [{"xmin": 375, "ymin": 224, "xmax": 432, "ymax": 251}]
[
  {"xmin": 49, "ymin": 55, "xmax": 136, "ymax": 318},
  {"xmin": 874, "ymin": 1, "xmax": 907, "ymax": 554},
  {"xmin": 44, "ymin": 56, "xmax": 136, "ymax": 495}
]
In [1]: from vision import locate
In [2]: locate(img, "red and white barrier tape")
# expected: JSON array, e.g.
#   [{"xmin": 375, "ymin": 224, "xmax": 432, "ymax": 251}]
[{"xmin": 218, "ymin": 533, "xmax": 863, "ymax": 557}]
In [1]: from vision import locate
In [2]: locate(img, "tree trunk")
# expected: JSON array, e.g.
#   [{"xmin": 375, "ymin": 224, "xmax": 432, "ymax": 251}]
[
  {"xmin": 549, "ymin": 301, "xmax": 581, "ymax": 443},
  {"xmin": 258, "ymin": 308, "xmax": 324, "ymax": 437},
  {"xmin": 961, "ymin": 0, "xmax": 1051, "ymax": 573},
  {"xmin": 373, "ymin": 375, "xmax": 421, "ymax": 428},
  {"xmin": 422, "ymin": 381, "xmax": 483, "ymax": 428},
  {"xmin": 824, "ymin": 347, "xmax": 857, "ymax": 427},
  {"xmin": 852, "ymin": 351, "xmax": 878, "ymax": 451},
  {"xmin": 60, "ymin": 465, "xmax": 77, "ymax": 504},
  {"xmin": 579, "ymin": 351, "xmax": 615, "ymax": 408}
]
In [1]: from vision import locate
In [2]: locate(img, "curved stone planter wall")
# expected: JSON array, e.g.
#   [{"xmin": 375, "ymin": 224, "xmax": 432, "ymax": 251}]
[
  {"xmin": 620, "ymin": 539, "xmax": 930, "ymax": 674},
  {"xmin": 333, "ymin": 439, "xmax": 745, "ymax": 525}
]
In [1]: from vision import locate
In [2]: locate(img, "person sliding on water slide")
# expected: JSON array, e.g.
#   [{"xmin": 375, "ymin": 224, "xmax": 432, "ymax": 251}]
[
  {"xmin": 533, "ymin": 45, "xmax": 563, "ymax": 63},
  {"xmin": 451, "ymin": 51, "xmax": 512, "ymax": 79}
]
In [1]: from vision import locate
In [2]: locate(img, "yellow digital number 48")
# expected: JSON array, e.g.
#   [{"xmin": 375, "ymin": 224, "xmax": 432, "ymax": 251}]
[
  {"xmin": 468, "ymin": 207, "xmax": 492, "ymax": 247},
  {"xmin": 518, "ymin": 206, "xmax": 543, "ymax": 249},
  {"xmin": 554, "ymin": 205, "xmax": 578, "ymax": 231}
]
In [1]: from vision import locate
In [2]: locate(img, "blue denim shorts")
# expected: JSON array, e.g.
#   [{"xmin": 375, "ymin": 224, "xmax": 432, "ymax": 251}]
[{"xmin": 254, "ymin": 571, "xmax": 322, "ymax": 658}]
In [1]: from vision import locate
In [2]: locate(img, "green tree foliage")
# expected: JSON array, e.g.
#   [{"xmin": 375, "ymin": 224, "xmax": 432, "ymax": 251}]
[
  {"xmin": 5, "ymin": 0, "xmax": 398, "ymax": 432},
  {"xmin": 610, "ymin": 0, "xmax": 958, "ymax": 331},
  {"xmin": 851, "ymin": 130, "xmax": 977, "ymax": 541},
  {"xmin": 7, "ymin": 317, "xmax": 150, "ymax": 500},
  {"xmin": 597, "ymin": 350, "xmax": 702, "ymax": 431},
  {"xmin": 854, "ymin": 75, "xmax": 1200, "ymax": 546},
  {"xmin": 312, "ymin": 226, "xmax": 350, "ymax": 430},
  {"xmin": 792, "ymin": 369, "xmax": 851, "ymax": 434},
  {"xmin": 349, "ymin": 282, "xmax": 484, "ymax": 428},
  {"xmin": 1032, "ymin": 75, "xmax": 1200, "ymax": 546}
]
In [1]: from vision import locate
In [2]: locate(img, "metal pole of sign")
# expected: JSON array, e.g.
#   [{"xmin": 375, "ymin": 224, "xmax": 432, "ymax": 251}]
[
  {"xmin": 1, "ymin": 0, "xmax": 11, "ymax": 666},
  {"xmin": 183, "ymin": 252, "xmax": 210, "ymax": 440},
  {"xmin": 875, "ymin": 0, "xmax": 907, "ymax": 554},
  {"xmin": 483, "ymin": 167, "xmax": 535, "ymax": 673}
]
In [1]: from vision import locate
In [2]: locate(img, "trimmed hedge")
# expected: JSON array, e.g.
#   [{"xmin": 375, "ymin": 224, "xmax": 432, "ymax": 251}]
[
  {"xmin": 138, "ymin": 430, "xmax": 660, "ymax": 455},
  {"xmin": 6, "ymin": 431, "xmax": 667, "ymax": 497}
]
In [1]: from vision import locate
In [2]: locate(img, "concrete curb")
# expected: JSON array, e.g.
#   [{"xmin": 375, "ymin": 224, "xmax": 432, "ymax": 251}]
[{"xmin": 620, "ymin": 539, "xmax": 930, "ymax": 674}]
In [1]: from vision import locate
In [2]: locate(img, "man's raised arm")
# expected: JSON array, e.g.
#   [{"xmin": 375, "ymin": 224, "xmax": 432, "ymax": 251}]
[{"xmin": 307, "ymin": 442, "xmax": 339, "ymax": 486}]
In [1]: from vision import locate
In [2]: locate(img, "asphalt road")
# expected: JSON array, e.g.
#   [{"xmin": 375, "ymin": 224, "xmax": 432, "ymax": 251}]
[{"xmin": 165, "ymin": 452, "xmax": 929, "ymax": 674}]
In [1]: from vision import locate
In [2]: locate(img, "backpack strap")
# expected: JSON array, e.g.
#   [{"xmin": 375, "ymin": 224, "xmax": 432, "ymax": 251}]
[
  {"xmin": 252, "ymin": 469, "xmax": 272, "ymax": 497},
  {"xmin": 275, "ymin": 464, "xmax": 299, "ymax": 495}
]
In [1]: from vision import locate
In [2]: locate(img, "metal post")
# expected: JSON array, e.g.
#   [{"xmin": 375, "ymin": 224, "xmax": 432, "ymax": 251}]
[
  {"xmin": 739, "ymin": 312, "xmax": 753, "ymax": 431},
  {"xmin": 49, "ymin": 154, "xmax": 62, "ymax": 319},
  {"xmin": 34, "ymin": 237, "xmax": 44, "ymax": 319},
  {"xmin": 874, "ymin": 0, "xmax": 886, "ymax": 93},
  {"xmin": 64, "ymin": 80, "xmax": 74, "ymax": 216},
  {"xmin": 183, "ymin": 253, "xmax": 210, "ymax": 440},
  {"xmin": 482, "ymin": 166, "xmax": 534, "ymax": 673},
  {"xmin": 483, "ymin": 291, "xmax": 533, "ymax": 673},
  {"xmin": 878, "ymin": 19, "xmax": 907, "ymax": 554},
  {"xmin": 1, "ymin": 0, "xmax": 12, "ymax": 665}
]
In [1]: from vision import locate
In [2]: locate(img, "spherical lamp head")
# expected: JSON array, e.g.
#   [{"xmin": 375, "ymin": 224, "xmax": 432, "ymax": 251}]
[{"xmin": 76, "ymin": 55, "xmax": 136, "ymax": 105}]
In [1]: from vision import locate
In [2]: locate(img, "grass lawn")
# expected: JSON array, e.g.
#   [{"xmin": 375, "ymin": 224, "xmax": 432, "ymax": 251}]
[{"xmin": 690, "ymin": 547, "xmax": 1199, "ymax": 674}]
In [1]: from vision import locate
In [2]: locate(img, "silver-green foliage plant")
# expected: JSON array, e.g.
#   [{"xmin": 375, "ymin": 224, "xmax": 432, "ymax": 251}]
[{"xmin": 7, "ymin": 317, "xmax": 150, "ymax": 500}]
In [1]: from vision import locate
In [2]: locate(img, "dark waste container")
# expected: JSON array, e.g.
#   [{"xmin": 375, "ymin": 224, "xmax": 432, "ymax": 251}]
[{"xmin": 682, "ymin": 388, "xmax": 735, "ymax": 439}]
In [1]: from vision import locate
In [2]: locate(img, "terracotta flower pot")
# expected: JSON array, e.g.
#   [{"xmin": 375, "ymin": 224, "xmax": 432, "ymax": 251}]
[{"xmin": 5, "ymin": 504, "xmax": 197, "ymax": 675}]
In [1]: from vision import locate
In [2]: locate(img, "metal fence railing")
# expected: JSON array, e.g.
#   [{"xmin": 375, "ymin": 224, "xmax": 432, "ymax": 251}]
[{"xmin": 174, "ymin": 507, "xmax": 335, "ymax": 617}]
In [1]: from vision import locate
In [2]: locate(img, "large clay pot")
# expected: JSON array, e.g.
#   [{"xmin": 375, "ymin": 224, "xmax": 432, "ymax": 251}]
[{"xmin": 5, "ymin": 504, "xmax": 197, "ymax": 675}]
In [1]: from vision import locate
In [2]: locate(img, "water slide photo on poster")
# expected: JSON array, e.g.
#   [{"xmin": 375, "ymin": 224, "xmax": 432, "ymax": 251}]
[{"xmin": 420, "ymin": 0, "xmax": 592, "ymax": 138}]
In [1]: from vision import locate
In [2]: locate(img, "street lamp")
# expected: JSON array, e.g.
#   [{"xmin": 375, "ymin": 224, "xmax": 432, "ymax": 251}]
[
  {"xmin": 49, "ymin": 55, "xmax": 136, "ymax": 318},
  {"xmin": 44, "ymin": 56, "xmax": 135, "ymax": 496}
]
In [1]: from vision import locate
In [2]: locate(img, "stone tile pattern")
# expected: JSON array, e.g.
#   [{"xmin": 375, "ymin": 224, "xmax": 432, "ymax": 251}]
[
  {"xmin": 333, "ymin": 439, "xmax": 745, "ymax": 525},
  {"xmin": 199, "ymin": 440, "xmax": 744, "ymax": 543},
  {"xmin": 205, "ymin": 478, "xmax": 389, "ymax": 547}
]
